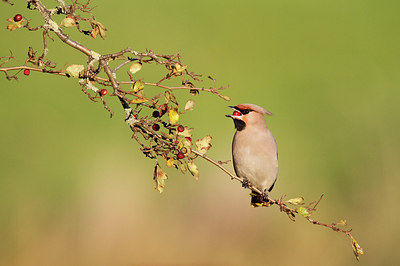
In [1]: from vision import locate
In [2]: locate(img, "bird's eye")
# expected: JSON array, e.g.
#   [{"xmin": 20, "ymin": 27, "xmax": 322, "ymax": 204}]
[{"xmin": 241, "ymin": 109, "xmax": 252, "ymax": 115}]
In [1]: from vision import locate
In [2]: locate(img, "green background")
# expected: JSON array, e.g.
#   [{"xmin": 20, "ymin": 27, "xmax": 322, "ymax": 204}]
[{"xmin": 1, "ymin": 0, "xmax": 399, "ymax": 265}]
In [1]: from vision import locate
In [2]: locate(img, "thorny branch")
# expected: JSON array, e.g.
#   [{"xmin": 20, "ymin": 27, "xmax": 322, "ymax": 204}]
[{"xmin": 1, "ymin": 0, "xmax": 363, "ymax": 261}]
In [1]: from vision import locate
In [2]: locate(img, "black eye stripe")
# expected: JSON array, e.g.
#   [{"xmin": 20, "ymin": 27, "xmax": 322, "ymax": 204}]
[{"xmin": 238, "ymin": 109, "xmax": 252, "ymax": 115}]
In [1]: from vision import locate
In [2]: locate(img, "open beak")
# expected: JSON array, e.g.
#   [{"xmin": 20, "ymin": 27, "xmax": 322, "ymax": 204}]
[{"xmin": 225, "ymin": 106, "xmax": 242, "ymax": 119}]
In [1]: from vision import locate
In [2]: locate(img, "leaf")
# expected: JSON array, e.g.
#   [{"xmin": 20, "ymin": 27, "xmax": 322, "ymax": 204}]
[
  {"xmin": 89, "ymin": 19, "xmax": 107, "ymax": 40},
  {"xmin": 153, "ymin": 164, "xmax": 168, "ymax": 194},
  {"xmin": 160, "ymin": 131, "xmax": 174, "ymax": 139},
  {"xmin": 297, "ymin": 207, "xmax": 310, "ymax": 217},
  {"xmin": 287, "ymin": 211, "xmax": 296, "ymax": 221},
  {"xmin": 166, "ymin": 157, "xmax": 175, "ymax": 168},
  {"xmin": 173, "ymin": 63, "xmax": 187, "ymax": 75},
  {"xmin": 218, "ymin": 94, "xmax": 231, "ymax": 101},
  {"xmin": 352, "ymin": 239, "xmax": 364, "ymax": 260},
  {"xmin": 129, "ymin": 62, "xmax": 142, "ymax": 75},
  {"xmin": 184, "ymin": 99, "xmax": 195, "ymax": 111},
  {"xmin": 196, "ymin": 135, "xmax": 212, "ymax": 154},
  {"xmin": 7, "ymin": 20, "xmax": 23, "ymax": 31},
  {"xmin": 177, "ymin": 160, "xmax": 187, "ymax": 174},
  {"xmin": 168, "ymin": 108, "xmax": 179, "ymax": 124},
  {"xmin": 90, "ymin": 27, "xmax": 100, "ymax": 39},
  {"xmin": 66, "ymin": 64, "xmax": 84, "ymax": 78},
  {"xmin": 187, "ymin": 161, "xmax": 199, "ymax": 180},
  {"xmin": 129, "ymin": 97, "xmax": 148, "ymax": 104},
  {"xmin": 165, "ymin": 90, "xmax": 178, "ymax": 105},
  {"xmin": 60, "ymin": 16, "xmax": 76, "ymax": 27},
  {"xmin": 286, "ymin": 197, "xmax": 304, "ymax": 206},
  {"xmin": 177, "ymin": 127, "xmax": 193, "ymax": 138},
  {"xmin": 133, "ymin": 80, "xmax": 145, "ymax": 92}
]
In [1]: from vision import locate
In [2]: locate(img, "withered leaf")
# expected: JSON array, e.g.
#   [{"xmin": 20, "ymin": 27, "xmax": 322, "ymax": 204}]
[
  {"xmin": 196, "ymin": 135, "xmax": 212, "ymax": 154},
  {"xmin": 153, "ymin": 164, "xmax": 168, "ymax": 193}
]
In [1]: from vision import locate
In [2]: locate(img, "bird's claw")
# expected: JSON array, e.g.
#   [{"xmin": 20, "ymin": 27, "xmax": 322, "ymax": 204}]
[
  {"xmin": 241, "ymin": 179, "xmax": 250, "ymax": 188},
  {"xmin": 261, "ymin": 191, "xmax": 269, "ymax": 202}
]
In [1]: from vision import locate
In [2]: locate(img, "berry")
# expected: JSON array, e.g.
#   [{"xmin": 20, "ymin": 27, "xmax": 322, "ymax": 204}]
[
  {"xmin": 100, "ymin": 89, "xmax": 107, "ymax": 96},
  {"xmin": 152, "ymin": 124, "xmax": 160, "ymax": 131},
  {"xmin": 177, "ymin": 125, "xmax": 184, "ymax": 132},
  {"xmin": 233, "ymin": 111, "xmax": 241, "ymax": 116},
  {"xmin": 23, "ymin": 69, "xmax": 30, "ymax": 76},
  {"xmin": 152, "ymin": 110, "xmax": 160, "ymax": 118},
  {"xmin": 185, "ymin": 137, "xmax": 192, "ymax": 142},
  {"xmin": 14, "ymin": 14, "xmax": 22, "ymax": 22},
  {"xmin": 177, "ymin": 152, "xmax": 185, "ymax": 159}
]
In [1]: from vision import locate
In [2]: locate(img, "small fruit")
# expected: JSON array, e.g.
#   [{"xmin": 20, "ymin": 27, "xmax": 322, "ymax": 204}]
[
  {"xmin": 233, "ymin": 111, "xmax": 241, "ymax": 116},
  {"xmin": 152, "ymin": 124, "xmax": 160, "ymax": 131},
  {"xmin": 177, "ymin": 152, "xmax": 185, "ymax": 159},
  {"xmin": 14, "ymin": 14, "xmax": 22, "ymax": 22},
  {"xmin": 100, "ymin": 89, "xmax": 107, "ymax": 96},
  {"xmin": 152, "ymin": 110, "xmax": 160, "ymax": 118},
  {"xmin": 177, "ymin": 125, "xmax": 184, "ymax": 132},
  {"xmin": 23, "ymin": 69, "xmax": 30, "ymax": 75}
]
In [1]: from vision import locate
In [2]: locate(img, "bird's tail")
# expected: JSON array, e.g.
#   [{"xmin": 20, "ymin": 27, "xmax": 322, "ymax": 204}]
[{"xmin": 250, "ymin": 191, "xmax": 273, "ymax": 207}]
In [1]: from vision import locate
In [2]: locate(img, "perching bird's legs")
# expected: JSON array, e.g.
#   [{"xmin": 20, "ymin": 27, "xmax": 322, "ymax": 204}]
[{"xmin": 241, "ymin": 178, "xmax": 250, "ymax": 188}]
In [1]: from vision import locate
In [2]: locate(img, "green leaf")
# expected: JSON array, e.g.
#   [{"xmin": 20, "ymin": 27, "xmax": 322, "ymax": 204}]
[
  {"xmin": 286, "ymin": 197, "xmax": 304, "ymax": 205},
  {"xmin": 297, "ymin": 207, "xmax": 310, "ymax": 217},
  {"xmin": 133, "ymin": 80, "xmax": 145, "ymax": 92}
]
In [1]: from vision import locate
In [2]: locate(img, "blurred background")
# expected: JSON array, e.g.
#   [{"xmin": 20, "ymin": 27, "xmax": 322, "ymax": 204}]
[{"xmin": 1, "ymin": 0, "xmax": 399, "ymax": 265}]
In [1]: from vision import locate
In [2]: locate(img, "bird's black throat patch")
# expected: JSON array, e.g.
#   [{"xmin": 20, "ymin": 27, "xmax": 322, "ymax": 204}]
[{"xmin": 233, "ymin": 119, "xmax": 246, "ymax": 131}]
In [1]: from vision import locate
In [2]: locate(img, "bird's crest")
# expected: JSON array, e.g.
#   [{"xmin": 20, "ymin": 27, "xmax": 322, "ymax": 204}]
[{"xmin": 234, "ymin": 104, "xmax": 273, "ymax": 116}]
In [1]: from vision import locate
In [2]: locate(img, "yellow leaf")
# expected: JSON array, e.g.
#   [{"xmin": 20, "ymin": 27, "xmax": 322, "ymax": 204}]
[
  {"xmin": 184, "ymin": 99, "xmax": 195, "ymax": 111},
  {"xmin": 196, "ymin": 135, "xmax": 212, "ymax": 154},
  {"xmin": 60, "ymin": 16, "xmax": 76, "ymax": 27},
  {"xmin": 173, "ymin": 63, "xmax": 187, "ymax": 75},
  {"xmin": 90, "ymin": 27, "xmax": 100, "ymax": 38},
  {"xmin": 168, "ymin": 108, "xmax": 179, "ymax": 124},
  {"xmin": 129, "ymin": 97, "xmax": 148, "ymax": 104},
  {"xmin": 166, "ymin": 157, "xmax": 175, "ymax": 168},
  {"xmin": 132, "ymin": 80, "xmax": 145, "ymax": 92},
  {"xmin": 66, "ymin": 64, "xmax": 84, "ymax": 78},
  {"xmin": 129, "ymin": 62, "xmax": 142, "ymax": 75},
  {"xmin": 153, "ymin": 164, "xmax": 168, "ymax": 193},
  {"xmin": 286, "ymin": 197, "xmax": 305, "ymax": 205},
  {"xmin": 7, "ymin": 20, "xmax": 23, "ymax": 31},
  {"xmin": 99, "ymin": 27, "xmax": 107, "ymax": 40},
  {"xmin": 187, "ymin": 161, "xmax": 199, "ymax": 180}
]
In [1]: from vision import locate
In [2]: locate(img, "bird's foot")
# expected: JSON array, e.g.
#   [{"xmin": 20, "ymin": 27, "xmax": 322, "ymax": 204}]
[
  {"xmin": 261, "ymin": 191, "xmax": 270, "ymax": 202},
  {"xmin": 241, "ymin": 178, "xmax": 250, "ymax": 188}
]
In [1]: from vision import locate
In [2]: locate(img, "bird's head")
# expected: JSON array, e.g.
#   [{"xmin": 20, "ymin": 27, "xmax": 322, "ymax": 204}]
[{"xmin": 226, "ymin": 103, "xmax": 273, "ymax": 131}]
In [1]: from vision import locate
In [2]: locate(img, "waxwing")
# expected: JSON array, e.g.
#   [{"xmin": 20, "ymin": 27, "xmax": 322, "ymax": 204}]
[{"xmin": 226, "ymin": 104, "xmax": 278, "ymax": 206}]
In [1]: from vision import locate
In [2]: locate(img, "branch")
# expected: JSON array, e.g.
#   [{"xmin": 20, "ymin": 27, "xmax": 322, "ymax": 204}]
[{"xmin": 192, "ymin": 150, "xmax": 364, "ymax": 260}]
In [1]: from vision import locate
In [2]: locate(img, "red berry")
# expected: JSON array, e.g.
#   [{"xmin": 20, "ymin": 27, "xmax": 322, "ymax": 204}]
[
  {"xmin": 233, "ymin": 111, "xmax": 241, "ymax": 116},
  {"xmin": 152, "ymin": 124, "xmax": 160, "ymax": 131},
  {"xmin": 100, "ymin": 89, "xmax": 107, "ymax": 96},
  {"xmin": 152, "ymin": 110, "xmax": 160, "ymax": 118},
  {"xmin": 177, "ymin": 152, "xmax": 185, "ymax": 159},
  {"xmin": 23, "ymin": 69, "xmax": 30, "ymax": 76},
  {"xmin": 14, "ymin": 14, "xmax": 22, "ymax": 22},
  {"xmin": 177, "ymin": 125, "xmax": 184, "ymax": 132}
]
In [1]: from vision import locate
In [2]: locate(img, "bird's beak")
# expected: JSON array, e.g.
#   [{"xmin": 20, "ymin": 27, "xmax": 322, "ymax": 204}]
[{"xmin": 226, "ymin": 106, "xmax": 242, "ymax": 119}]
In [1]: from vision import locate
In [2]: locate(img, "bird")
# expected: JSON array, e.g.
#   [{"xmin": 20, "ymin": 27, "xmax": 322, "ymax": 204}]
[{"xmin": 226, "ymin": 104, "xmax": 278, "ymax": 207}]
